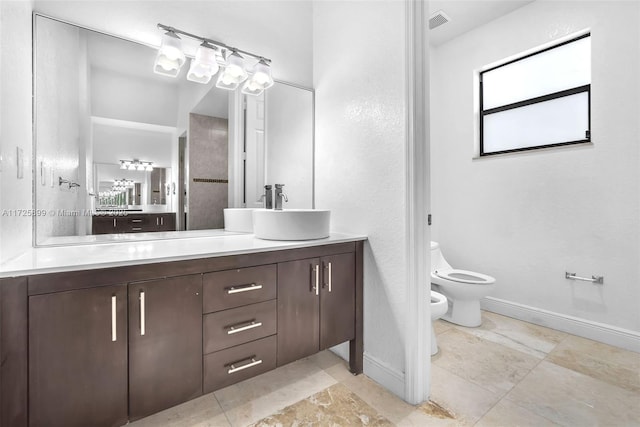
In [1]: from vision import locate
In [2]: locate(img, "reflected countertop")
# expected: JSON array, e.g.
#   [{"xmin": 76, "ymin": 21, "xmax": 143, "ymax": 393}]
[{"xmin": 0, "ymin": 232, "xmax": 367, "ymax": 278}]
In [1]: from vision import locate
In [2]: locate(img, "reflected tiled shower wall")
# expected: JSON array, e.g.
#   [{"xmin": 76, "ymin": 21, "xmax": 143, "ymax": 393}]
[{"xmin": 187, "ymin": 113, "xmax": 228, "ymax": 230}]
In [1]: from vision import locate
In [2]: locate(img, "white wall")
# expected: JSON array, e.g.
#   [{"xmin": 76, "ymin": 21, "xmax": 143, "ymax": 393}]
[
  {"xmin": 431, "ymin": 1, "xmax": 640, "ymax": 336},
  {"xmin": 314, "ymin": 0, "xmax": 409, "ymax": 396},
  {"xmin": 0, "ymin": 1, "xmax": 34, "ymax": 262},
  {"xmin": 34, "ymin": 15, "xmax": 82, "ymax": 242},
  {"xmin": 91, "ymin": 67, "xmax": 179, "ymax": 127},
  {"xmin": 265, "ymin": 83, "xmax": 313, "ymax": 209}
]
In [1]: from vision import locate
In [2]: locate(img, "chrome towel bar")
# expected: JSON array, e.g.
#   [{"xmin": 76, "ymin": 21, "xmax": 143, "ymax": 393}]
[{"xmin": 565, "ymin": 272, "xmax": 604, "ymax": 284}]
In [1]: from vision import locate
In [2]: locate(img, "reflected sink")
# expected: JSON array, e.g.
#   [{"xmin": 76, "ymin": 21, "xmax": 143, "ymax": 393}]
[
  {"xmin": 223, "ymin": 208, "xmax": 256, "ymax": 233},
  {"xmin": 253, "ymin": 209, "xmax": 330, "ymax": 240}
]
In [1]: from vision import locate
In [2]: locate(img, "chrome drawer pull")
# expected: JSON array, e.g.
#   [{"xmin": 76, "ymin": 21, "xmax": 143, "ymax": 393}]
[
  {"xmin": 111, "ymin": 295, "xmax": 117, "ymax": 342},
  {"xmin": 227, "ymin": 357, "xmax": 262, "ymax": 374},
  {"xmin": 226, "ymin": 283, "xmax": 262, "ymax": 294},
  {"xmin": 226, "ymin": 320, "xmax": 262, "ymax": 335},
  {"xmin": 132, "ymin": 227, "xmax": 142, "ymax": 231},
  {"xmin": 140, "ymin": 290, "xmax": 146, "ymax": 336},
  {"xmin": 131, "ymin": 219, "xmax": 142, "ymax": 223},
  {"xmin": 328, "ymin": 262, "xmax": 332, "ymax": 292},
  {"xmin": 314, "ymin": 265, "xmax": 319, "ymax": 296}
]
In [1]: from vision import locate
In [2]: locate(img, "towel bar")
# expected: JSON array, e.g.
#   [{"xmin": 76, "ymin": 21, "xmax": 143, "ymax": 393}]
[{"xmin": 565, "ymin": 272, "xmax": 604, "ymax": 284}]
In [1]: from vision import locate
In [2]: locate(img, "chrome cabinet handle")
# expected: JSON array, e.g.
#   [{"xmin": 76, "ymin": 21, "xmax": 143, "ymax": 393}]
[
  {"xmin": 132, "ymin": 227, "xmax": 142, "ymax": 231},
  {"xmin": 227, "ymin": 357, "xmax": 262, "ymax": 374},
  {"xmin": 226, "ymin": 283, "xmax": 262, "ymax": 294},
  {"xmin": 161, "ymin": 217, "xmax": 164, "ymax": 226},
  {"xmin": 314, "ymin": 265, "xmax": 320, "ymax": 296},
  {"xmin": 131, "ymin": 219, "xmax": 142, "ymax": 223},
  {"xmin": 111, "ymin": 295, "xmax": 117, "ymax": 342},
  {"xmin": 226, "ymin": 320, "xmax": 262, "ymax": 335},
  {"xmin": 156, "ymin": 217, "xmax": 160, "ymax": 226},
  {"xmin": 113, "ymin": 218, "xmax": 116, "ymax": 227},
  {"xmin": 328, "ymin": 262, "xmax": 332, "ymax": 292},
  {"xmin": 140, "ymin": 290, "xmax": 146, "ymax": 336}
]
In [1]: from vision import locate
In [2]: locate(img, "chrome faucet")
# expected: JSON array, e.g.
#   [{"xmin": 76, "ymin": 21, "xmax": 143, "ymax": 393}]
[
  {"xmin": 260, "ymin": 185, "xmax": 273, "ymax": 209},
  {"xmin": 274, "ymin": 184, "xmax": 288, "ymax": 210}
]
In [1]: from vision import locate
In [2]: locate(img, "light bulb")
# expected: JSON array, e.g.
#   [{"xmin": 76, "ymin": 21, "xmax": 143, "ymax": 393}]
[{"xmin": 153, "ymin": 31, "xmax": 185, "ymax": 77}]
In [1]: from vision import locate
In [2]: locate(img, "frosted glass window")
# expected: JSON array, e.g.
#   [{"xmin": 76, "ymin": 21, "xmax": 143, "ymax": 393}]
[
  {"xmin": 480, "ymin": 34, "xmax": 591, "ymax": 156},
  {"xmin": 483, "ymin": 93, "xmax": 589, "ymax": 153},
  {"xmin": 483, "ymin": 36, "xmax": 590, "ymax": 110}
]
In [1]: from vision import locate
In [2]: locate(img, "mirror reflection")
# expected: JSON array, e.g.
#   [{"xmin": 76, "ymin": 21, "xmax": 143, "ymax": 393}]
[{"xmin": 33, "ymin": 14, "xmax": 314, "ymax": 246}]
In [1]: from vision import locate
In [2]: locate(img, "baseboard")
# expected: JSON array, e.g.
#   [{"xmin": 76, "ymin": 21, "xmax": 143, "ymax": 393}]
[
  {"xmin": 329, "ymin": 345, "xmax": 406, "ymax": 400},
  {"xmin": 482, "ymin": 297, "xmax": 640, "ymax": 353},
  {"xmin": 362, "ymin": 352, "xmax": 406, "ymax": 399}
]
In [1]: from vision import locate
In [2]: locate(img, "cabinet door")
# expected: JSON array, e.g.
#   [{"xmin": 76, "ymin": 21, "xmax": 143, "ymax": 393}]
[
  {"xmin": 277, "ymin": 258, "xmax": 320, "ymax": 366},
  {"xmin": 92, "ymin": 216, "xmax": 116, "ymax": 234},
  {"xmin": 29, "ymin": 285, "xmax": 128, "ymax": 427},
  {"xmin": 128, "ymin": 275, "xmax": 202, "ymax": 421},
  {"xmin": 320, "ymin": 253, "xmax": 356, "ymax": 349}
]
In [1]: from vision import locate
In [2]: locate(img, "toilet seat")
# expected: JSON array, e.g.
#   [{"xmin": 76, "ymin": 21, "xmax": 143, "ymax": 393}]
[{"xmin": 434, "ymin": 269, "xmax": 494, "ymax": 285}]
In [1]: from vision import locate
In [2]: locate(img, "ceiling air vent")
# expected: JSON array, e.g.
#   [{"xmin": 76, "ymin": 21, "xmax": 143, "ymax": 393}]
[{"xmin": 429, "ymin": 10, "xmax": 451, "ymax": 30}]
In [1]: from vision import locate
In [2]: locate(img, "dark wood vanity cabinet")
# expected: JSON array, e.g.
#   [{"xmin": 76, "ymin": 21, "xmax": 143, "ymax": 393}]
[
  {"xmin": 92, "ymin": 213, "xmax": 176, "ymax": 234},
  {"xmin": 28, "ymin": 285, "xmax": 129, "ymax": 427},
  {"xmin": 128, "ymin": 275, "xmax": 202, "ymax": 421},
  {"xmin": 1, "ymin": 240, "xmax": 363, "ymax": 427},
  {"xmin": 277, "ymin": 252, "xmax": 356, "ymax": 367}
]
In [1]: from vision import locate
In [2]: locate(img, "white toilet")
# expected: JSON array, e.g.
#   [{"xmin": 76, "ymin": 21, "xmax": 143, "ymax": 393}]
[
  {"xmin": 430, "ymin": 290, "xmax": 448, "ymax": 355},
  {"xmin": 430, "ymin": 241, "xmax": 496, "ymax": 327}
]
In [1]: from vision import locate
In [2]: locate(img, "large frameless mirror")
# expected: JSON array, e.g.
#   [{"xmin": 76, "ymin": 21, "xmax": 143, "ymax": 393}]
[{"xmin": 32, "ymin": 14, "xmax": 314, "ymax": 246}]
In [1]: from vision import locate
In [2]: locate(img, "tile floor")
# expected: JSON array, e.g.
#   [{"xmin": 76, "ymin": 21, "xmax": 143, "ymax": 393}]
[{"xmin": 129, "ymin": 311, "xmax": 640, "ymax": 426}]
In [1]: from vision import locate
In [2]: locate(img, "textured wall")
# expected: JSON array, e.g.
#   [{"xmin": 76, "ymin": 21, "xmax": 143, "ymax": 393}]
[
  {"xmin": 34, "ymin": 16, "xmax": 83, "ymax": 242},
  {"xmin": 0, "ymin": 1, "xmax": 34, "ymax": 262},
  {"xmin": 314, "ymin": 0, "xmax": 408, "ymax": 385},
  {"xmin": 431, "ymin": 1, "xmax": 640, "ymax": 332},
  {"xmin": 187, "ymin": 113, "xmax": 228, "ymax": 230}
]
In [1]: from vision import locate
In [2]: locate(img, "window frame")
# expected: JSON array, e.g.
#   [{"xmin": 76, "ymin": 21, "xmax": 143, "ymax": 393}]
[{"xmin": 479, "ymin": 33, "xmax": 591, "ymax": 157}]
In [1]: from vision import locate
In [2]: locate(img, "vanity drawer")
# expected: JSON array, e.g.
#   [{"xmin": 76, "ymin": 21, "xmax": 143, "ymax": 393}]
[
  {"xmin": 203, "ymin": 335, "xmax": 276, "ymax": 393},
  {"xmin": 204, "ymin": 300, "xmax": 276, "ymax": 354},
  {"xmin": 203, "ymin": 265, "xmax": 277, "ymax": 313}
]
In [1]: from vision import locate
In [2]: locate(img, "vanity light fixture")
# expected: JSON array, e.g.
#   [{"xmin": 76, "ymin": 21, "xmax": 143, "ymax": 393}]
[
  {"xmin": 187, "ymin": 42, "xmax": 220, "ymax": 84},
  {"xmin": 154, "ymin": 23, "xmax": 273, "ymax": 95},
  {"xmin": 241, "ymin": 58, "xmax": 274, "ymax": 96},
  {"xmin": 120, "ymin": 159, "xmax": 153, "ymax": 171},
  {"xmin": 153, "ymin": 30, "xmax": 186, "ymax": 77},
  {"xmin": 216, "ymin": 50, "xmax": 249, "ymax": 90}
]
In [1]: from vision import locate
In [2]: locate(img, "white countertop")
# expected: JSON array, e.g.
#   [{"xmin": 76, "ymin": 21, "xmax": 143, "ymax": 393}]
[{"xmin": 0, "ymin": 232, "xmax": 367, "ymax": 278}]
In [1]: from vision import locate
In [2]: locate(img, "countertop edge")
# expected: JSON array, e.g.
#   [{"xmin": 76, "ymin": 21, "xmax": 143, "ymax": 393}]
[{"xmin": 0, "ymin": 233, "xmax": 368, "ymax": 278}]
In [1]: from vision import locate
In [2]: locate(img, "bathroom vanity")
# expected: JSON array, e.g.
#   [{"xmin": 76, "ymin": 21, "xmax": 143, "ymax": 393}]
[
  {"xmin": 0, "ymin": 234, "xmax": 365, "ymax": 427},
  {"xmin": 92, "ymin": 212, "xmax": 177, "ymax": 234}
]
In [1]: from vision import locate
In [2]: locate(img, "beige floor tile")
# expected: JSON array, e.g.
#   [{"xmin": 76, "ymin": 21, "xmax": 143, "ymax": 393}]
[
  {"xmin": 434, "ymin": 319, "xmax": 453, "ymax": 335},
  {"xmin": 547, "ymin": 334, "xmax": 640, "ymax": 393},
  {"xmin": 214, "ymin": 358, "xmax": 337, "ymax": 426},
  {"xmin": 128, "ymin": 392, "xmax": 230, "ymax": 427},
  {"xmin": 324, "ymin": 357, "xmax": 358, "ymax": 382},
  {"xmin": 433, "ymin": 328, "xmax": 541, "ymax": 396},
  {"xmin": 505, "ymin": 361, "xmax": 640, "ymax": 427},
  {"xmin": 396, "ymin": 408, "xmax": 466, "ymax": 427},
  {"xmin": 429, "ymin": 364, "xmax": 502, "ymax": 425},
  {"xmin": 475, "ymin": 399, "xmax": 561, "ymax": 427},
  {"xmin": 307, "ymin": 349, "xmax": 345, "ymax": 370},
  {"xmin": 452, "ymin": 311, "xmax": 567, "ymax": 359},
  {"xmin": 340, "ymin": 372, "xmax": 416, "ymax": 424},
  {"xmin": 250, "ymin": 383, "xmax": 394, "ymax": 426}
]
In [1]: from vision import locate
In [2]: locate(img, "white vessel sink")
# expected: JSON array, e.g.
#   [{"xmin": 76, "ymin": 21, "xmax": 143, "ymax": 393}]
[
  {"xmin": 253, "ymin": 209, "xmax": 330, "ymax": 240},
  {"xmin": 223, "ymin": 208, "xmax": 256, "ymax": 233}
]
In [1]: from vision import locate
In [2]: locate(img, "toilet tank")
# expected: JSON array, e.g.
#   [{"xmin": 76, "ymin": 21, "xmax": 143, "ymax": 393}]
[{"xmin": 430, "ymin": 241, "xmax": 452, "ymax": 271}]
